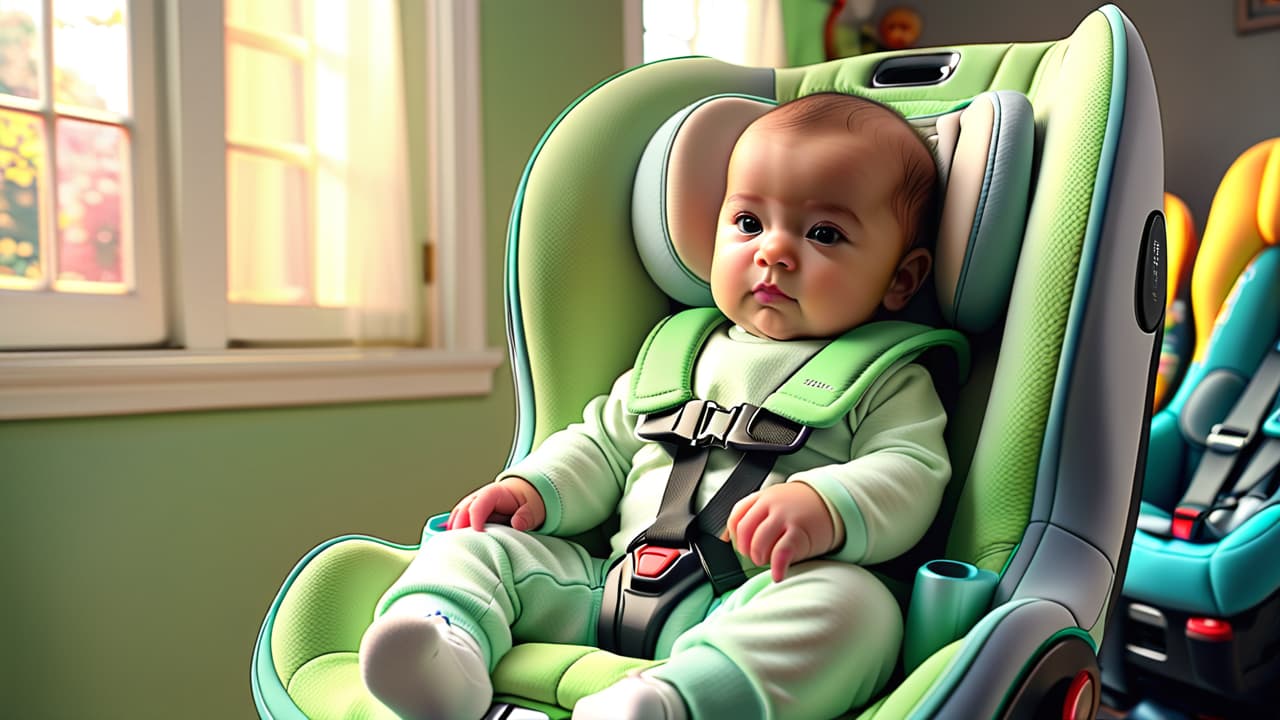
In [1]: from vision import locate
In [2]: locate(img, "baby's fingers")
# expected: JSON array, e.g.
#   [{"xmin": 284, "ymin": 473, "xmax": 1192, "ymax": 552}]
[
  {"xmin": 722, "ymin": 492, "xmax": 761, "ymax": 544},
  {"xmin": 467, "ymin": 490, "xmax": 499, "ymax": 532},
  {"xmin": 730, "ymin": 501, "xmax": 767, "ymax": 557},
  {"xmin": 447, "ymin": 497, "xmax": 474, "ymax": 530},
  {"xmin": 509, "ymin": 504, "xmax": 537, "ymax": 532},
  {"xmin": 770, "ymin": 531, "xmax": 801, "ymax": 582},
  {"xmin": 748, "ymin": 514, "xmax": 786, "ymax": 568}
]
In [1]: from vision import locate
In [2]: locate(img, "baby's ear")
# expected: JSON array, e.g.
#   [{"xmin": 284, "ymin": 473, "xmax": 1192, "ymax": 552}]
[{"xmin": 882, "ymin": 248, "xmax": 932, "ymax": 312}]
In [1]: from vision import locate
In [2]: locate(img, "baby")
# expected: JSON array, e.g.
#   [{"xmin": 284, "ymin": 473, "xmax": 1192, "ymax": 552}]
[{"xmin": 359, "ymin": 92, "xmax": 949, "ymax": 720}]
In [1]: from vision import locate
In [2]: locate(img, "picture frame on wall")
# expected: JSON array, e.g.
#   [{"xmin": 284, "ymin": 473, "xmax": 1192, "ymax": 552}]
[{"xmin": 1237, "ymin": 0, "xmax": 1280, "ymax": 33}]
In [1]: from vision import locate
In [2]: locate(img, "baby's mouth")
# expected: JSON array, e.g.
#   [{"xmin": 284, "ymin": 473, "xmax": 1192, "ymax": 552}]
[{"xmin": 751, "ymin": 282, "xmax": 793, "ymax": 304}]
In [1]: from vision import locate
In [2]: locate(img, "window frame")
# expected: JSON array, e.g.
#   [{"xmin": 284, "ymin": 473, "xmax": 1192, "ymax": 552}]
[
  {"xmin": 0, "ymin": 0, "xmax": 166, "ymax": 349},
  {"xmin": 0, "ymin": 0, "xmax": 502, "ymax": 420}
]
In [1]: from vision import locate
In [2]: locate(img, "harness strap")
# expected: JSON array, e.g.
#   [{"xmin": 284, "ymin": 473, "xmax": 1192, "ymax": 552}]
[
  {"xmin": 628, "ymin": 308, "xmax": 971, "ymax": 426},
  {"xmin": 628, "ymin": 308, "xmax": 725, "ymax": 416},
  {"xmin": 1200, "ymin": 405, "xmax": 1280, "ymax": 540},
  {"xmin": 698, "ymin": 451, "xmax": 783, "ymax": 539},
  {"xmin": 1173, "ymin": 342, "xmax": 1280, "ymax": 540},
  {"xmin": 1227, "ymin": 407, "xmax": 1280, "ymax": 497},
  {"xmin": 644, "ymin": 444, "xmax": 712, "ymax": 543},
  {"xmin": 763, "ymin": 321, "xmax": 970, "ymax": 428}
]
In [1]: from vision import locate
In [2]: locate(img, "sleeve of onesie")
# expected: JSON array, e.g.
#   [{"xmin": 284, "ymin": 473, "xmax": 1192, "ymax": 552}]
[
  {"xmin": 788, "ymin": 363, "xmax": 951, "ymax": 566},
  {"xmin": 496, "ymin": 370, "xmax": 646, "ymax": 537}
]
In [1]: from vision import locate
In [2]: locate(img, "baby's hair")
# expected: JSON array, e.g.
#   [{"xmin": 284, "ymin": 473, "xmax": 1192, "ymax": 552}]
[{"xmin": 758, "ymin": 93, "xmax": 940, "ymax": 251}]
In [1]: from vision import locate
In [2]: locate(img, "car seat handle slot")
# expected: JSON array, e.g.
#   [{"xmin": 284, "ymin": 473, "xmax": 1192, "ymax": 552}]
[{"xmin": 871, "ymin": 52, "xmax": 959, "ymax": 88}]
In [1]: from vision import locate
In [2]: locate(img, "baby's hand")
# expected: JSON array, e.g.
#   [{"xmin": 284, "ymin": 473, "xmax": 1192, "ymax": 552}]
[
  {"xmin": 722, "ymin": 482, "xmax": 838, "ymax": 582},
  {"xmin": 447, "ymin": 477, "xmax": 546, "ymax": 532}
]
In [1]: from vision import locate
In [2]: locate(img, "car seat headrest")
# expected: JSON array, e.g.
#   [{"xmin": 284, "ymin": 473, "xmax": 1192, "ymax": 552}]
[
  {"xmin": 633, "ymin": 90, "xmax": 1035, "ymax": 334},
  {"xmin": 1262, "ymin": 140, "xmax": 1280, "ymax": 245},
  {"xmin": 1189, "ymin": 137, "xmax": 1280, "ymax": 360}
]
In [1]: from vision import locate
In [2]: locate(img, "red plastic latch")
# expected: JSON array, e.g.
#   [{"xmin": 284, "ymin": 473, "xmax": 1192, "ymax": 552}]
[
  {"xmin": 634, "ymin": 545, "xmax": 684, "ymax": 579},
  {"xmin": 1186, "ymin": 616, "xmax": 1234, "ymax": 642},
  {"xmin": 1171, "ymin": 506, "xmax": 1200, "ymax": 540}
]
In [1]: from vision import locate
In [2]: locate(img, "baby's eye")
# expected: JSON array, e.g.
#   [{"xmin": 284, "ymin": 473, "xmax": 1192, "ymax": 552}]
[
  {"xmin": 734, "ymin": 214, "xmax": 762, "ymax": 235},
  {"xmin": 806, "ymin": 225, "xmax": 846, "ymax": 246}
]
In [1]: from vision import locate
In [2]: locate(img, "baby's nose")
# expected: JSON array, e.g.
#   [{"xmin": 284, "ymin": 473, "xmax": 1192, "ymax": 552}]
[{"xmin": 754, "ymin": 233, "xmax": 797, "ymax": 269}]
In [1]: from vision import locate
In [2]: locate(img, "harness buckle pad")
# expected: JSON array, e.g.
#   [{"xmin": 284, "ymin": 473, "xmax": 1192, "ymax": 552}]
[{"xmin": 597, "ymin": 541, "xmax": 706, "ymax": 659}]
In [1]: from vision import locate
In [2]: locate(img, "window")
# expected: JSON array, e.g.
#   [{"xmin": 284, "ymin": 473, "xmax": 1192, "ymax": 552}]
[
  {"xmin": 0, "ymin": 0, "xmax": 501, "ymax": 419},
  {"xmin": 0, "ymin": 0, "xmax": 164, "ymax": 348},
  {"xmin": 224, "ymin": 0, "xmax": 421, "ymax": 346},
  {"xmin": 635, "ymin": 0, "xmax": 786, "ymax": 67}
]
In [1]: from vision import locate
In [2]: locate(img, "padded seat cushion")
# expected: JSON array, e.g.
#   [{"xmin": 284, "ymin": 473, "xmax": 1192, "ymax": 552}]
[{"xmin": 1128, "ymin": 503, "xmax": 1280, "ymax": 617}]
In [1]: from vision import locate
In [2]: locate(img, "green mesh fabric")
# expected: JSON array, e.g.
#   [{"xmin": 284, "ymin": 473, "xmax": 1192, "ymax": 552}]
[
  {"xmin": 272, "ymin": 539, "xmax": 415, "ymax": 688},
  {"xmin": 555, "ymin": 650, "xmax": 663, "ymax": 708},
  {"xmin": 490, "ymin": 643, "xmax": 660, "ymax": 711},
  {"xmin": 492, "ymin": 644, "xmax": 597, "ymax": 705},
  {"xmin": 851, "ymin": 640, "xmax": 963, "ymax": 719},
  {"xmin": 288, "ymin": 653, "xmax": 398, "ymax": 720},
  {"xmin": 946, "ymin": 12, "xmax": 1115, "ymax": 571}
]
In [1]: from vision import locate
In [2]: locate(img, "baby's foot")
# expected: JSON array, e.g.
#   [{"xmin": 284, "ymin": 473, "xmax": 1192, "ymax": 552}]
[
  {"xmin": 359, "ymin": 614, "xmax": 492, "ymax": 720},
  {"xmin": 572, "ymin": 673, "xmax": 688, "ymax": 720}
]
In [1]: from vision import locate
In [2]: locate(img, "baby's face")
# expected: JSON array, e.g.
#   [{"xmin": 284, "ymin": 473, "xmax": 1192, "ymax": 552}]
[{"xmin": 710, "ymin": 118, "xmax": 914, "ymax": 340}]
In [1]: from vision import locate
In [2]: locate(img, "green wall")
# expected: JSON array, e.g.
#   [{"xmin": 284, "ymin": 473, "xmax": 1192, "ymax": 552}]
[{"xmin": 0, "ymin": 2, "xmax": 625, "ymax": 717}]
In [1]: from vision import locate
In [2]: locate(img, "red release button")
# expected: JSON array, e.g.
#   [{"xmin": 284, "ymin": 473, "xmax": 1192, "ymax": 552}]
[
  {"xmin": 1186, "ymin": 617, "xmax": 1233, "ymax": 642},
  {"xmin": 634, "ymin": 545, "xmax": 684, "ymax": 579},
  {"xmin": 1171, "ymin": 506, "xmax": 1200, "ymax": 540}
]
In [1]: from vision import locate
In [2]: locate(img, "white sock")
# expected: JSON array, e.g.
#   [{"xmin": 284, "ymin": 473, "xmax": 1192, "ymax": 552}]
[
  {"xmin": 572, "ymin": 672, "xmax": 688, "ymax": 720},
  {"xmin": 359, "ymin": 614, "xmax": 493, "ymax": 720}
]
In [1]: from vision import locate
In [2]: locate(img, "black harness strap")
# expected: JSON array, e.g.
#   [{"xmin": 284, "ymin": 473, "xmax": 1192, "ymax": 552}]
[
  {"xmin": 1173, "ymin": 343, "xmax": 1280, "ymax": 540},
  {"xmin": 698, "ymin": 452, "xmax": 783, "ymax": 539},
  {"xmin": 1199, "ymin": 405, "xmax": 1280, "ymax": 541},
  {"xmin": 644, "ymin": 444, "xmax": 712, "ymax": 543}
]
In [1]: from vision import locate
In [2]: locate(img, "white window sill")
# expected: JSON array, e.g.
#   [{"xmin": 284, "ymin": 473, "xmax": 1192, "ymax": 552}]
[{"xmin": 0, "ymin": 347, "xmax": 507, "ymax": 420}]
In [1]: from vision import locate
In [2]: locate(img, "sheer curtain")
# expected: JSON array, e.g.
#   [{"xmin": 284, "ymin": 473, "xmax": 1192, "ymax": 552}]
[
  {"xmin": 316, "ymin": 0, "xmax": 420, "ymax": 346},
  {"xmin": 644, "ymin": 0, "xmax": 787, "ymax": 68}
]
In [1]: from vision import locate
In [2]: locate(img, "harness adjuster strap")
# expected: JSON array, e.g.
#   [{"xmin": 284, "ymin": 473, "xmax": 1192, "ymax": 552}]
[{"xmin": 1206, "ymin": 423, "xmax": 1251, "ymax": 453}]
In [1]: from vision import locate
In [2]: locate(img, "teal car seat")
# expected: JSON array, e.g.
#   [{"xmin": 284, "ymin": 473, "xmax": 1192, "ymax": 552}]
[
  {"xmin": 253, "ymin": 6, "xmax": 1165, "ymax": 718},
  {"xmin": 1101, "ymin": 137, "xmax": 1280, "ymax": 717}
]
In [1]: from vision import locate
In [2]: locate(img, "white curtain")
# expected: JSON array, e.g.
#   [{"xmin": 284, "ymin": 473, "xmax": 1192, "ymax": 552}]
[
  {"xmin": 316, "ymin": 0, "xmax": 421, "ymax": 346},
  {"xmin": 226, "ymin": 0, "xmax": 420, "ymax": 345}
]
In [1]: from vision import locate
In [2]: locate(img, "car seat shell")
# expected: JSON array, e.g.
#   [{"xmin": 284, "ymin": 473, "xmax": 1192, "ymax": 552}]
[{"xmin": 253, "ymin": 6, "xmax": 1164, "ymax": 719}]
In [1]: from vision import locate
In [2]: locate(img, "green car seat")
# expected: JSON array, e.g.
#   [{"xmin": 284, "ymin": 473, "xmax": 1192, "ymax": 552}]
[
  {"xmin": 1100, "ymin": 137, "xmax": 1280, "ymax": 717},
  {"xmin": 253, "ymin": 5, "xmax": 1165, "ymax": 718}
]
